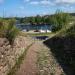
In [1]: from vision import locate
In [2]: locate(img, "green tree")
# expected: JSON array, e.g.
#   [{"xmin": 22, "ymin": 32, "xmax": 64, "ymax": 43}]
[{"xmin": 35, "ymin": 15, "xmax": 42, "ymax": 24}]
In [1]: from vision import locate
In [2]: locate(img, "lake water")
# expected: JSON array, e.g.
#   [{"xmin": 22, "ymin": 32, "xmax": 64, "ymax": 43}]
[{"xmin": 16, "ymin": 24, "xmax": 52, "ymax": 31}]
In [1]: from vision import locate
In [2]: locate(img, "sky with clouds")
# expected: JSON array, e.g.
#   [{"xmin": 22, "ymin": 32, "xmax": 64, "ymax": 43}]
[{"xmin": 0, "ymin": 0, "xmax": 75, "ymax": 17}]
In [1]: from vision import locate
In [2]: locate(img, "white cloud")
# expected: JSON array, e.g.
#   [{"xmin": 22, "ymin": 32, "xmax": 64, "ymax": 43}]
[
  {"xmin": 55, "ymin": 0, "xmax": 75, "ymax": 4},
  {"xmin": 40, "ymin": 0, "xmax": 55, "ymax": 5},
  {"xmin": 41, "ymin": 0, "xmax": 51, "ymax": 4},
  {"xmin": 28, "ymin": 0, "xmax": 75, "ymax": 6},
  {"xmin": 30, "ymin": 1, "xmax": 39, "ymax": 5},
  {"xmin": 30, "ymin": 0, "xmax": 55, "ymax": 6},
  {"xmin": 24, "ymin": 0, "xmax": 30, "ymax": 2}
]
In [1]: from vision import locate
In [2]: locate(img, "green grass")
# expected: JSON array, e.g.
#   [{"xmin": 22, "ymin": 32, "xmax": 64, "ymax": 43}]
[
  {"xmin": 55, "ymin": 22, "xmax": 75, "ymax": 37},
  {"xmin": 7, "ymin": 43, "xmax": 33, "ymax": 75},
  {"xmin": 20, "ymin": 32, "xmax": 55, "ymax": 37},
  {"xmin": 28, "ymin": 33, "xmax": 53, "ymax": 36}
]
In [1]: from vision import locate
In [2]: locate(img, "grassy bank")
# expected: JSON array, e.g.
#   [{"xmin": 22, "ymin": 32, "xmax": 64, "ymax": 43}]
[
  {"xmin": 37, "ymin": 43, "xmax": 64, "ymax": 75},
  {"xmin": 20, "ymin": 31, "xmax": 55, "ymax": 37},
  {"xmin": 43, "ymin": 24, "xmax": 75, "ymax": 75}
]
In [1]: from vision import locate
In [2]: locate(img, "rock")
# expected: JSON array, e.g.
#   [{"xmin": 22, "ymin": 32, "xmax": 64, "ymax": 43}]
[
  {"xmin": 5, "ymin": 45, "xmax": 11, "ymax": 51},
  {"xmin": 1, "ymin": 55, "xmax": 4, "ymax": 58},
  {"xmin": 0, "ymin": 38, "xmax": 7, "ymax": 47}
]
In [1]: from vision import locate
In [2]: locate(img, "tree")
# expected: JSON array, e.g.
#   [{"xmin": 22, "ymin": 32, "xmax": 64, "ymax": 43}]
[{"xmin": 35, "ymin": 15, "xmax": 42, "ymax": 24}]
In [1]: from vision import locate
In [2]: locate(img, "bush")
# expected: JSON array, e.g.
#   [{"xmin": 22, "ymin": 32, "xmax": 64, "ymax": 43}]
[
  {"xmin": 66, "ymin": 24, "xmax": 75, "ymax": 37},
  {"xmin": 51, "ymin": 10, "xmax": 71, "ymax": 32},
  {"xmin": 6, "ymin": 24, "xmax": 19, "ymax": 45},
  {"xmin": 0, "ymin": 19, "xmax": 8, "ymax": 37},
  {"xmin": 6, "ymin": 19, "xmax": 19, "ymax": 45},
  {"xmin": 0, "ymin": 19, "xmax": 19, "ymax": 45}
]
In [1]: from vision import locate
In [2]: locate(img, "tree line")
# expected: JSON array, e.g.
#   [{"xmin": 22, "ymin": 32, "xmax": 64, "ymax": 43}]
[
  {"xmin": 0, "ymin": 10, "xmax": 72, "ymax": 33},
  {"xmin": 17, "ymin": 10, "xmax": 72, "ymax": 32}
]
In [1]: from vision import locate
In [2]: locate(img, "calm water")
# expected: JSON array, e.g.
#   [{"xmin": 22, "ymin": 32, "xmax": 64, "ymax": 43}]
[{"xmin": 16, "ymin": 24, "xmax": 52, "ymax": 31}]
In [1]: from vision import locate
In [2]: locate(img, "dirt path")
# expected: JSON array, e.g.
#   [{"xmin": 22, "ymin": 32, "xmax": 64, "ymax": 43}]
[
  {"xmin": 15, "ymin": 40, "xmax": 64, "ymax": 75},
  {"xmin": 15, "ymin": 41, "xmax": 41, "ymax": 75}
]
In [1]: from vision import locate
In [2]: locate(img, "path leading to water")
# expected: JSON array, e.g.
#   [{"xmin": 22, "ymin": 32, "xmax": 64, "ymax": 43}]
[
  {"xmin": 15, "ymin": 41, "xmax": 41, "ymax": 75},
  {"xmin": 15, "ymin": 40, "xmax": 64, "ymax": 75}
]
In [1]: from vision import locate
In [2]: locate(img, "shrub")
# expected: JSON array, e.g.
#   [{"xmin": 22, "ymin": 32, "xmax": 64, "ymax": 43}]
[
  {"xmin": 6, "ymin": 19, "xmax": 19, "ymax": 45},
  {"xmin": 51, "ymin": 10, "xmax": 71, "ymax": 32},
  {"xmin": 66, "ymin": 24, "xmax": 75, "ymax": 37},
  {"xmin": 6, "ymin": 25, "xmax": 19, "ymax": 45},
  {"xmin": 0, "ymin": 19, "xmax": 19, "ymax": 45},
  {"xmin": 0, "ymin": 19, "xmax": 8, "ymax": 37}
]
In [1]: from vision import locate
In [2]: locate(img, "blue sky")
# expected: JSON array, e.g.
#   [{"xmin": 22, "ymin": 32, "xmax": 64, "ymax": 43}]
[{"xmin": 0, "ymin": 0, "xmax": 75, "ymax": 17}]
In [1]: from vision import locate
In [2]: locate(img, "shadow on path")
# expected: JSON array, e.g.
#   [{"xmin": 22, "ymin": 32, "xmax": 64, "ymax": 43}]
[
  {"xmin": 43, "ymin": 36, "xmax": 75, "ymax": 75},
  {"xmin": 32, "ymin": 36, "xmax": 49, "ymax": 40}
]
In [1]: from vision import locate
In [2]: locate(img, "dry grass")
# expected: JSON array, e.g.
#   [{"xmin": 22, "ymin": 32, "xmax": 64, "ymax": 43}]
[{"xmin": 37, "ymin": 43, "xmax": 65, "ymax": 75}]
